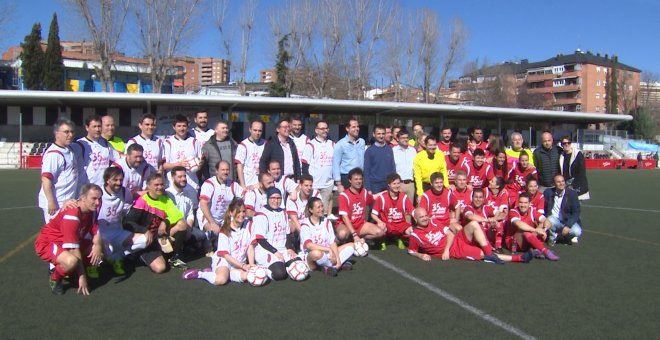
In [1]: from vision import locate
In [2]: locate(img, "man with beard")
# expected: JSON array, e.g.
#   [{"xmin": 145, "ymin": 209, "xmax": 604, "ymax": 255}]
[{"xmin": 189, "ymin": 110, "xmax": 214, "ymax": 142}]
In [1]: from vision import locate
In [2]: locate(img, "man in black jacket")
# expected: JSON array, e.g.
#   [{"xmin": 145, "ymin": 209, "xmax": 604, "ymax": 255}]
[
  {"xmin": 201, "ymin": 121, "xmax": 237, "ymax": 180},
  {"xmin": 259, "ymin": 119, "xmax": 301, "ymax": 181},
  {"xmin": 543, "ymin": 174, "xmax": 582, "ymax": 245},
  {"xmin": 533, "ymin": 132, "xmax": 561, "ymax": 192}
]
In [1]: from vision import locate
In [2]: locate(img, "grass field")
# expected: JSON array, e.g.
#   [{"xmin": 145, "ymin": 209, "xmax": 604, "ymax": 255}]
[{"xmin": 0, "ymin": 169, "xmax": 659, "ymax": 339}]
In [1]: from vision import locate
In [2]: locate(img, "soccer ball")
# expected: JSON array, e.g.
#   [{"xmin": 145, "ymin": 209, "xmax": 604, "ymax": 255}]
[
  {"xmin": 246, "ymin": 266, "xmax": 268, "ymax": 287},
  {"xmin": 286, "ymin": 260, "xmax": 310, "ymax": 281},
  {"xmin": 353, "ymin": 240, "xmax": 369, "ymax": 257},
  {"xmin": 185, "ymin": 156, "xmax": 201, "ymax": 173}
]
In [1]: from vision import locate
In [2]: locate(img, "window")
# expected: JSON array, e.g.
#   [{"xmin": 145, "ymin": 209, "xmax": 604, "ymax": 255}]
[
  {"xmin": 596, "ymin": 93, "xmax": 600, "ymax": 99},
  {"xmin": 629, "ymin": 85, "xmax": 633, "ymax": 91},
  {"xmin": 576, "ymin": 104, "xmax": 582, "ymax": 111},
  {"xmin": 595, "ymin": 106, "xmax": 600, "ymax": 112},
  {"xmin": 596, "ymin": 66, "xmax": 601, "ymax": 73},
  {"xmin": 552, "ymin": 66, "xmax": 565, "ymax": 74},
  {"xmin": 553, "ymin": 79, "xmax": 566, "ymax": 87},
  {"xmin": 596, "ymin": 80, "xmax": 601, "ymax": 86},
  {"xmin": 604, "ymin": 68, "xmax": 608, "ymax": 73}
]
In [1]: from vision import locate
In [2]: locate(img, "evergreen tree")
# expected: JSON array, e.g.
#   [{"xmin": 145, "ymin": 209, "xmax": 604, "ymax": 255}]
[
  {"xmin": 269, "ymin": 35, "xmax": 291, "ymax": 97},
  {"xmin": 43, "ymin": 13, "xmax": 64, "ymax": 91},
  {"xmin": 606, "ymin": 56, "xmax": 619, "ymax": 113},
  {"xmin": 20, "ymin": 23, "xmax": 44, "ymax": 90}
]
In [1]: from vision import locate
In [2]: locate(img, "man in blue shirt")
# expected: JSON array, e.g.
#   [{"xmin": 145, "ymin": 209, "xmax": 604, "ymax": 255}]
[
  {"xmin": 363, "ymin": 124, "xmax": 395, "ymax": 194},
  {"xmin": 332, "ymin": 117, "xmax": 365, "ymax": 193}
]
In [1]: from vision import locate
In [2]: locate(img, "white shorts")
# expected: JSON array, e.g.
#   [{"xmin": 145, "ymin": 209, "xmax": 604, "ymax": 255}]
[
  {"xmin": 254, "ymin": 246, "xmax": 294, "ymax": 267},
  {"xmin": 211, "ymin": 256, "xmax": 232, "ymax": 271},
  {"xmin": 196, "ymin": 210, "xmax": 222, "ymax": 231}
]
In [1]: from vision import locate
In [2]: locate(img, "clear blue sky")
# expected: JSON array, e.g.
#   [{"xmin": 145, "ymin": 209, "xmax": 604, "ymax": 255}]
[{"xmin": 4, "ymin": 0, "xmax": 660, "ymax": 83}]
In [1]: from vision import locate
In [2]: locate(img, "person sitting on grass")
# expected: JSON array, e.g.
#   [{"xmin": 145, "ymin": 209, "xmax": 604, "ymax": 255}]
[
  {"xmin": 484, "ymin": 176, "xmax": 510, "ymax": 251},
  {"xmin": 371, "ymin": 173, "xmax": 414, "ymax": 250},
  {"xmin": 300, "ymin": 197, "xmax": 355, "ymax": 277},
  {"xmin": 506, "ymin": 193, "xmax": 559, "ymax": 261},
  {"xmin": 335, "ymin": 167, "xmax": 386, "ymax": 244},
  {"xmin": 182, "ymin": 198, "xmax": 257, "ymax": 285},
  {"xmin": 408, "ymin": 207, "xmax": 532, "ymax": 264},
  {"xmin": 34, "ymin": 183, "xmax": 104, "ymax": 295},
  {"xmin": 543, "ymin": 174, "xmax": 582, "ymax": 245},
  {"xmin": 461, "ymin": 188, "xmax": 501, "ymax": 249}
]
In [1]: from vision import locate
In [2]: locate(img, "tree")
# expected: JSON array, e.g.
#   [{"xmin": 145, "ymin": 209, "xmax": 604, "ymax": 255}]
[
  {"xmin": 20, "ymin": 23, "xmax": 44, "ymax": 90},
  {"xmin": 237, "ymin": 0, "xmax": 257, "ymax": 95},
  {"xmin": 605, "ymin": 56, "xmax": 619, "ymax": 113},
  {"xmin": 43, "ymin": 13, "xmax": 64, "ymax": 91},
  {"xmin": 434, "ymin": 18, "xmax": 466, "ymax": 101},
  {"xmin": 69, "ymin": 0, "xmax": 130, "ymax": 92},
  {"xmin": 418, "ymin": 8, "xmax": 439, "ymax": 103},
  {"xmin": 633, "ymin": 108, "xmax": 655, "ymax": 140},
  {"xmin": 269, "ymin": 35, "xmax": 291, "ymax": 97},
  {"xmin": 133, "ymin": 0, "xmax": 201, "ymax": 93}
]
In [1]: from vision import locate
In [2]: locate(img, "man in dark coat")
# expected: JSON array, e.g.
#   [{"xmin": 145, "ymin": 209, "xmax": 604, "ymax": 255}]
[
  {"xmin": 543, "ymin": 174, "xmax": 582, "ymax": 245},
  {"xmin": 259, "ymin": 119, "xmax": 301, "ymax": 181}
]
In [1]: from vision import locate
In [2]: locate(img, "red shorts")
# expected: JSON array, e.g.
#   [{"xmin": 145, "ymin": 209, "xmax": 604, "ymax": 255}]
[
  {"xmin": 504, "ymin": 235, "xmax": 519, "ymax": 251},
  {"xmin": 449, "ymin": 230, "xmax": 483, "ymax": 261},
  {"xmin": 386, "ymin": 222, "xmax": 412, "ymax": 238},
  {"xmin": 337, "ymin": 220, "xmax": 365, "ymax": 235},
  {"xmin": 34, "ymin": 237, "xmax": 91, "ymax": 264}
]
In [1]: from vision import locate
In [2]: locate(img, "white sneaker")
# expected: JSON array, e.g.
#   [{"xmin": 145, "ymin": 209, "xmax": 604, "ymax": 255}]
[
  {"xmin": 327, "ymin": 213, "xmax": 338, "ymax": 220},
  {"xmin": 571, "ymin": 237, "xmax": 579, "ymax": 244}
]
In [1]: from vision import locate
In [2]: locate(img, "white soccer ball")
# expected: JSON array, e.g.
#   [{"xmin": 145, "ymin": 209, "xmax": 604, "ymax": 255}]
[
  {"xmin": 246, "ymin": 266, "xmax": 268, "ymax": 287},
  {"xmin": 286, "ymin": 260, "xmax": 310, "ymax": 281},
  {"xmin": 353, "ymin": 240, "xmax": 369, "ymax": 257},
  {"xmin": 185, "ymin": 156, "xmax": 201, "ymax": 173}
]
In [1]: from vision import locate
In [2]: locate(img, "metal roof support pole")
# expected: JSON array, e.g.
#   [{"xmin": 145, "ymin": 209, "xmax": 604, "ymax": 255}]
[
  {"xmin": 376, "ymin": 112, "xmax": 381, "ymax": 124},
  {"xmin": 439, "ymin": 114, "xmax": 444, "ymax": 129},
  {"xmin": 498, "ymin": 116, "xmax": 502, "ymax": 135}
]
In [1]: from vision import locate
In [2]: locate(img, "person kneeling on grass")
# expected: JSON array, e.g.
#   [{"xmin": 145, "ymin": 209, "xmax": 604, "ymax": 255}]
[
  {"xmin": 251, "ymin": 187, "xmax": 300, "ymax": 281},
  {"xmin": 300, "ymin": 197, "xmax": 355, "ymax": 277},
  {"xmin": 506, "ymin": 193, "xmax": 559, "ymax": 261},
  {"xmin": 407, "ymin": 207, "xmax": 533, "ymax": 264},
  {"xmin": 182, "ymin": 198, "xmax": 256, "ymax": 285},
  {"xmin": 371, "ymin": 173, "xmax": 414, "ymax": 250},
  {"xmin": 34, "ymin": 183, "xmax": 104, "ymax": 295}
]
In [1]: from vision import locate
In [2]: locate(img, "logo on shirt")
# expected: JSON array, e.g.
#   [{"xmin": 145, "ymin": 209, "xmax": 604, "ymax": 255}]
[{"xmin": 425, "ymin": 230, "xmax": 444, "ymax": 246}]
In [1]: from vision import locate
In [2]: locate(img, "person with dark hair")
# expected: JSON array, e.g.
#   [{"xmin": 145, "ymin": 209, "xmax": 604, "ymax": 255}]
[
  {"xmin": 507, "ymin": 193, "xmax": 559, "ymax": 261},
  {"xmin": 461, "ymin": 148, "xmax": 494, "ymax": 189},
  {"xmin": 302, "ymin": 120, "xmax": 336, "ymax": 219},
  {"xmin": 445, "ymin": 144, "xmax": 466, "ymax": 188},
  {"xmin": 559, "ymin": 136, "xmax": 590, "ymax": 200},
  {"xmin": 332, "ymin": 117, "xmax": 365, "ymax": 192},
  {"xmin": 392, "ymin": 128, "xmax": 417, "ymax": 205},
  {"xmin": 266, "ymin": 159, "xmax": 299, "ymax": 208},
  {"xmin": 418, "ymin": 172, "xmax": 456, "ymax": 229},
  {"xmin": 409, "ymin": 122, "xmax": 424, "ymax": 147},
  {"xmin": 235, "ymin": 119, "xmax": 265, "ymax": 189},
  {"xmin": 201, "ymin": 120, "xmax": 237, "ymax": 180},
  {"xmin": 39, "ymin": 118, "xmax": 80, "ymax": 223},
  {"xmin": 363, "ymin": 124, "xmax": 396, "ymax": 194},
  {"xmin": 451, "ymin": 170, "xmax": 473, "ymax": 214},
  {"xmin": 259, "ymin": 119, "xmax": 301, "ymax": 181},
  {"xmin": 487, "ymin": 134, "xmax": 505, "ymax": 163},
  {"xmin": 72, "ymin": 115, "xmax": 119, "ymax": 187},
  {"xmin": 289, "ymin": 116, "xmax": 309, "ymax": 171},
  {"xmin": 244, "ymin": 172, "xmax": 275, "ymax": 217},
  {"xmin": 335, "ymin": 167, "xmax": 385, "ymax": 243},
  {"xmin": 533, "ymin": 132, "xmax": 561, "ymax": 192},
  {"xmin": 111, "ymin": 143, "xmax": 155, "ymax": 200},
  {"xmin": 124, "ymin": 173, "xmax": 190, "ymax": 271},
  {"xmin": 413, "ymin": 135, "xmax": 449, "ymax": 201},
  {"xmin": 468, "ymin": 126, "xmax": 489, "ymax": 156},
  {"xmin": 286, "ymin": 175, "xmax": 320, "ymax": 235},
  {"xmin": 189, "ymin": 110, "xmax": 214, "ymax": 142},
  {"xmin": 125, "ymin": 113, "xmax": 163, "ymax": 171},
  {"xmin": 35, "ymin": 183, "xmax": 104, "ymax": 295},
  {"xmin": 484, "ymin": 176, "xmax": 510, "ymax": 251},
  {"xmin": 524, "ymin": 178, "xmax": 545, "ymax": 215},
  {"xmin": 438, "ymin": 127, "xmax": 453, "ymax": 154},
  {"xmin": 543, "ymin": 175, "xmax": 582, "ymax": 245},
  {"xmin": 491, "ymin": 150, "xmax": 509, "ymax": 183},
  {"xmin": 505, "ymin": 151, "xmax": 537, "ymax": 205},
  {"xmin": 251, "ymin": 188, "xmax": 299, "ymax": 281},
  {"xmin": 371, "ymin": 173, "xmax": 414, "ymax": 250},
  {"xmin": 163, "ymin": 115, "xmax": 202, "ymax": 190},
  {"xmin": 387, "ymin": 125, "xmax": 399, "ymax": 147},
  {"xmin": 300, "ymin": 197, "xmax": 355, "ymax": 276}
]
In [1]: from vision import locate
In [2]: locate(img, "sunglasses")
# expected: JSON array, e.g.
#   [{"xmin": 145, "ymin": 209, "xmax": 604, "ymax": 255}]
[{"xmin": 562, "ymin": 141, "xmax": 571, "ymax": 145}]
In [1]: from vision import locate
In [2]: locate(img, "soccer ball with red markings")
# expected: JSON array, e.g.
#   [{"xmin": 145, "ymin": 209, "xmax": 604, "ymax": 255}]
[
  {"xmin": 246, "ymin": 266, "xmax": 269, "ymax": 287},
  {"xmin": 286, "ymin": 260, "xmax": 310, "ymax": 281},
  {"xmin": 185, "ymin": 156, "xmax": 201, "ymax": 173},
  {"xmin": 353, "ymin": 240, "xmax": 369, "ymax": 257}
]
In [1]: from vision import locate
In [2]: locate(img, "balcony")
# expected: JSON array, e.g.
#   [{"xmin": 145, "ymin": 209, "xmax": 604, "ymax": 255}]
[
  {"xmin": 527, "ymin": 73, "xmax": 555, "ymax": 82},
  {"xmin": 527, "ymin": 84, "xmax": 580, "ymax": 94},
  {"xmin": 554, "ymin": 97, "xmax": 582, "ymax": 105}
]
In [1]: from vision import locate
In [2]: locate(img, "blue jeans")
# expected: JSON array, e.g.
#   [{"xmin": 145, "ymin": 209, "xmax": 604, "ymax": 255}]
[{"xmin": 546, "ymin": 215, "xmax": 582, "ymax": 240}]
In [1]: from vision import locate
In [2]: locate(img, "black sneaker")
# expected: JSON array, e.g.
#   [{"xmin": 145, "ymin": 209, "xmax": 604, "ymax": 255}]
[
  {"xmin": 49, "ymin": 278, "xmax": 64, "ymax": 295},
  {"xmin": 340, "ymin": 261, "xmax": 353, "ymax": 271},
  {"xmin": 168, "ymin": 257, "xmax": 189, "ymax": 270},
  {"xmin": 521, "ymin": 250, "xmax": 534, "ymax": 263},
  {"xmin": 483, "ymin": 254, "xmax": 505, "ymax": 265},
  {"xmin": 322, "ymin": 266, "xmax": 338, "ymax": 277}
]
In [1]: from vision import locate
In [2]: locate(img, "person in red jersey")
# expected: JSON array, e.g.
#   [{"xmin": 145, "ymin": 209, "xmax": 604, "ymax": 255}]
[
  {"xmin": 445, "ymin": 144, "xmax": 466, "ymax": 188},
  {"xmin": 408, "ymin": 207, "xmax": 532, "ymax": 264},
  {"xmin": 418, "ymin": 172, "xmax": 457, "ymax": 229},
  {"xmin": 461, "ymin": 148, "xmax": 494, "ymax": 189},
  {"xmin": 506, "ymin": 151, "xmax": 538, "ymax": 205},
  {"xmin": 335, "ymin": 167, "xmax": 385, "ymax": 243},
  {"xmin": 468, "ymin": 126, "xmax": 490, "ymax": 156},
  {"xmin": 524, "ymin": 178, "xmax": 545, "ymax": 215},
  {"xmin": 461, "ymin": 188, "xmax": 504, "ymax": 248},
  {"xmin": 371, "ymin": 173, "xmax": 414, "ymax": 250},
  {"xmin": 506, "ymin": 193, "xmax": 559, "ymax": 261},
  {"xmin": 451, "ymin": 170, "xmax": 473, "ymax": 215},
  {"xmin": 437, "ymin": 126, "xmax": 453, "ymax": 154},
  {"xmin": 491, "ymin": 150, "xmax": 509, "ymax": 182},
  {"xmin": 484, "ymin": 176, "xmax": 510, "ymax": 251},
  {"xmin": 34, "ymin": 183, "xmax": 104, "ymax": 295}
]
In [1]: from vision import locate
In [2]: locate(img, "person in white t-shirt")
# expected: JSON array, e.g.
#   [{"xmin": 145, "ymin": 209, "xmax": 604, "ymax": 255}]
[
  {"xmin": 189, "ymin": 110, "xmax": 214, "ymax": 142},
  {"xmin": 302, "ymin": 120, "xmax": 336, "ymax": 219},
  {"xmin": 266, "ymin": 159, "xmax": 298, "ymax": 209},
  {"xmin": 111, "ymin": 143, "xmax": 155, "ymax": 200},
  {"xmin": 38, "ymin": 118, "xmax": 80, "ymax": 223},
  {"xmin": 163, "ymin": 115, "xmax": 203, "ymax": 190},
  {"xmin": 72, "ymin": 115, "xmax": 119, "ymax": 187},
  {"xmin": 289, "ymin": 116, "xmax": 308, "ymax": 172},
  {"xmin": 125, "ymin": 113, "xmax": 164, "ymax": 171},
  {"xmin": 234, "ymin": 119, "xmax": 265, "ymax": 190},
  {"xmin": 286, "ymin": 174, "xmax": 320, "ymax": 235},
  {"xmin": 244, "ymin": 172, "xmax": 275, "ymax": 218}
]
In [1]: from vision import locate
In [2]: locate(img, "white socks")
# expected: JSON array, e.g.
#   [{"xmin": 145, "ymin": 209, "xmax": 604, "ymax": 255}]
[
  {"xmin": 315, "ymin": 253, "xmax": 333, "ymax": 267},
  {"xmin": 339, "ymin": 246, "xmax": 354, "ymax": 265}
]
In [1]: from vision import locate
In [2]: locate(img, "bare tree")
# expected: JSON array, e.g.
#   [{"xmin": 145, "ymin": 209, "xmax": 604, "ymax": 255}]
[
  {"xmin": 69, "ymin": 0, "xmax": 130, "ymax": 92},
  {"xmin": 236, "ymin": 0, "xmax": 257, "ymax": 95},
  {"xmin": 418, "ymin": 8, "xmax": 439, "ymax": 103},
  {"xmin": 381, "ymin": 6, "xmax": 403, "ymax": 101},
  {"xmin": 434, "ymin": 18, "xmax": 466, "ymax": 101},
  {"xmin": 213, "ymin": 0, "xmax": 232, "ymax": 61},
  {"xmin": 133, "ymin": 0, "xmax": 201, "ymax": 93},
  {"xmin": 617, "ymin": 70, "xmax": 638, "ymax": 114}
]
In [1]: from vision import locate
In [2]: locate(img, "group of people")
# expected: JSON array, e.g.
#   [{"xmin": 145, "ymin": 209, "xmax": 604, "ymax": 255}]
[{"xmin": 34, "ymin": 111, "xmax": 585, "ymax": 295}]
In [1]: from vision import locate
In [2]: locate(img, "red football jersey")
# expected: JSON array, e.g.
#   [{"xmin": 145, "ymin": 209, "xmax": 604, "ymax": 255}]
[
  {"xmin": 408, "ymin": 220, "xmax": 450, "ymax": 257},
  {"xmin": 338, "ymin": 187, "xmax": 374, "ymax": 227},
  {"xmin": 36, "ymin": 207, "xmax": 98, "ymax": 248},
  {"xmin": 485, "ymin": 188, "xmax": 510, "ymax": 213},
  {"xmin": 462, "ymin": 161, "xmax": 494, "ymax": 189},
  {"xmin": 462, "ymin": 203, "xmax": 496, "ymax": 225},
  {"xmin": 506, "ymin": 208, "xmax": 543, "ymax": 237},
  {"xmin": 445, "ymin": 155, "xmax": 466, "ymax": 185},
  {"xmin": 437, "ymin": 141, "xmax": 451, "ymax": 154},
  {"xmin": 529, "ymin": 191, "xmax": 545, "ymax": 215},
  {"xmin": 450, "ymin": 187, "xmax": 473, "ymax": 211},
  {"xmin": 418, "ymin": 188, "xmax": 455, "ymax": 226},
  {"xmin": 372, "ymin": 192, "xmax": 413, "ymax": 228},
  {"xmin": 491, "ymin": 165, "xmax": 509, "ymax": 182},
  {"xmin": 506, "ymin": 162, "xmax": 538, "ymax": 193}
]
